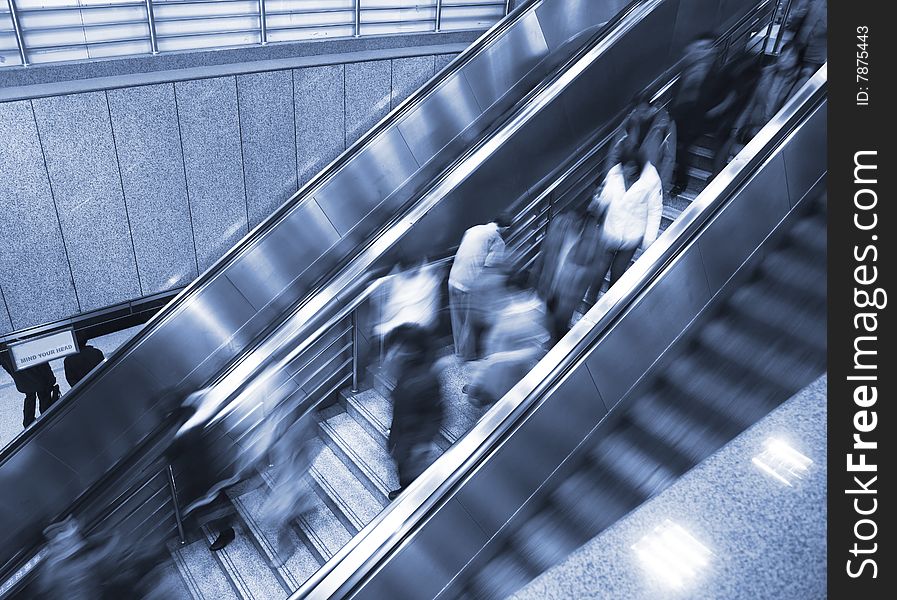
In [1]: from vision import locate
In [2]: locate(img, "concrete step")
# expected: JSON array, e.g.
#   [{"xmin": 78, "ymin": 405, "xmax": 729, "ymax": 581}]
[
  {"xmin": 308, "ymin": 443, "xmax": 385, "ymax": 534},
  {"xmin": 340, "ymin": 386, "xmax": 453, "ymax": 452},
  {"xmin": 258, "ymin": 466, "xmax": 352, "ymax": 565},
  {"xmin": 228, "ymin": 485, "xmax": 322, "ymax": 591},
  {"xmin": 319, "ymin": 412, "xmax": 399, "ymax": 503},
  {"xmin": 199, "ymin": 523, "xmax": 286, "ymax": 600},
  {"xmin": 170, "ymin": 538, "xmax": 241, "ymax": 600},
  {"xmin": 147, "ymin": 561, "xmax": 195, "ymax": 600}
]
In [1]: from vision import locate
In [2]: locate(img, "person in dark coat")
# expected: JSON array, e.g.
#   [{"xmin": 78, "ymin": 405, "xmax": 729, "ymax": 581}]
[
  {"xmin": 1, "ymin": 350, "xmax": 60, "ymax": 428},
  {"xmin": 386, "ymin": 325, "xmax": 445, "ymax": 501},
  {"xmin": 64, "ymin": 336, "xmax": 105, "ymax": 387}
]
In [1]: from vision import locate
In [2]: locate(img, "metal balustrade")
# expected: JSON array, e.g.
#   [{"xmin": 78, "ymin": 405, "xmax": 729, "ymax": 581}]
[{"xmin": 1, "ymin": 0, "xmax": 508, "ymax": 68}]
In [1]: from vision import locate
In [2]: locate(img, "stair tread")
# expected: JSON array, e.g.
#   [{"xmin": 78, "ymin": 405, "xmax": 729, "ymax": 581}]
[
  {"xmin": 200, "ymin": 523, "xmax": 287, "ymax": 600},
  {"xmin": 294, "ymin": 491, "xmax": 353, "ymax": 561},
  {"xmin": 509, "ymin": 508, "xmax": 586, "ymax": 573},
  {"xmin": 229, "ymin": 486, "xmax": 322, "ymax": 591},
  {"xmin": 550, "ymin": 467, "xmax": 643, "ymax": 537},
  {"xmin": 628, "ymin": 391, "xmax": 730, "ymax": 465},
  {"xmin": 321, "ymin": 413, "xmax": 399, "ymax": 498},
  {"xmin": 729, "ymin": 282, "xmax": 826, "ymax": 349},
  {"xmin": 470, "ymin": 552, "xmax": 534, "ymax": 600},
  {"xmin": 589, "ymin": 429, "xmax": 679, "ymax": 498},
  {"xmin": 170, "ymin": 538, "xmax": 241, "ymax": 600},
  {"xmin": 310, "ymin": 444, "xmax": 386, "ymax": 532}
]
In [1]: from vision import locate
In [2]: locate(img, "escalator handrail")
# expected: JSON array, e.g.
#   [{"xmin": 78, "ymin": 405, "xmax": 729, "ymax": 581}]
[{"xmin": 294, "ymin": 65, "xmax": 828, "ymax": 600}]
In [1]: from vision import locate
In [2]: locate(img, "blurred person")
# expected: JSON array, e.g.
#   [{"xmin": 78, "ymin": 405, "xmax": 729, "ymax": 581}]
[
  {"xmin": 608, "ymin": 95, "xmax": 678, "ymax": 199},
  {"xmin": 669, "ymin": 33, "xmax": 720, "ymax": 195},
  {"xmin": 549, "ymin": 210, "xmax": 603, "ymax": 341},
  {"xmin": 716, "ymin": 42, "xmax": 807, "ymax": 172},
  {"xmin": 1, "ymin": 351, "xmax": 61, "ymax": 428},
  {"xmin": 386, "ymin": 325, "xmax": 444, "ymax": 501},
  {"xmin": 529, "ymin": 210, "xmax": 579, "ymax": 302},
  {"xmin": 258, "ymin": 406, "xmax": 319, "ymax": 567},
  {"xmin": 166, "ymin": 387, "xmax": 242, "ymax": 552},
  {"xmin": 447, "ymin": 212, "xmax": 513, "ymax": 360},
  {"xmin": 39, "ymin": 517, "xmax": 101, "ymax": 600},
  {"xmin": 374, "ymin": 258, "xmax": 442, "ymax": 340},
  {"xmin": 787, "ymin": 0, "xmax": 826, "ymax": 78},
  {"xmin": 463, "ymin": 273, "xmax": 550, "ymax": 407},
  {"xmin": 588, "ymin": 148, "xmax": 663, "ymax": 293},
  {"xmin": 63, "ymin": 334, "xmax": 105, "ymax": 387}
]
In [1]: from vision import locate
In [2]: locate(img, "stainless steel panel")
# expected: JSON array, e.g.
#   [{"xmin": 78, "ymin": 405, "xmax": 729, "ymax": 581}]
[
  {"xmin": 225, "ymin": 199, "xmax": 341, "ymax": 311},
  {"xmin": 461, "ymin": 10, "xmax": 550, "ymax": 112},
  {"xmin": 535, "ymin": 0, "xmax": 631, "ymax": 50},
  {"xmin": 134, "ymin": 277, "xmax": 259, "ymax": 385},
  {"xmin": 669, "ymin": 0, "xmax": 716, "ymax": 51},
  {"xmin": 313, "ymin": 130, "xmax": 421, "ymax": 235},
  {"xmin": 698, "ymin": 154, "xmax": 792, "ymax": 292},
  {"xmin": 357, "ymin": 498, "xmax": 489, "ymax": 600},
  {"xmin": 456, "ymin": 365, "xmax": 606, "ymax": 537},
  {"xmin": 782, "ymin": 102, "xmax": 827, "ymax": 208},
  {"xmin": 585, "ymin": 244, "xmax": 712, "ymax": 407},
  {"xmin": 396, "ymin": 73, "xmax": 484, "ymax": 165}
]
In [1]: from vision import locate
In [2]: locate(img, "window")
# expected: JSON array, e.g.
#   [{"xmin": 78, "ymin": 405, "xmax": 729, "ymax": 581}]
[{"xmin": 1, "ymin": 0, "xmax": 508, "ymax": 68}]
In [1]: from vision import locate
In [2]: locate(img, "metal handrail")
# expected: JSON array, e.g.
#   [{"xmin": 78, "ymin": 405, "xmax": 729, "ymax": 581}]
[{"xmin": 298, "ymin": 64, "xmax": 827, "ymax": 600}]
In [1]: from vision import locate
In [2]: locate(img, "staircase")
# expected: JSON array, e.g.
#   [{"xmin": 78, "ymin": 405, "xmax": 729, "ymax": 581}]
[
  {"xmin": 461, "ymin": 194, "xmax": 826, "ymax": 599},
  {"xmin": 166, "ymin": 354, "xmax": 483, "ymax": 599}
]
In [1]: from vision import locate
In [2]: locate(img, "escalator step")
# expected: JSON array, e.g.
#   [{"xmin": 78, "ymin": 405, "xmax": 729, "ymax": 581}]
[
  {"xmin": 728, "ymin": 282, "xmax": 826, "ymax": 351},
  {"xmin": 619, "ymin": 417, "xmax": 694, "ymax": 477},
  {"xmin": 588, "ymin": 429, "xmax": 679, "ymax": 499},
  {"xmin": 628, "ymin": 390, "xmax": 731, "ymax": 465},
  {"xmin": 550, "ymin": 465, "xmax": 645, "ymax": 536},
  {"xmin": 663, "ymin": 353, "xmax": 782, "ymax": 432},
  {"xmin": 787, "ymin": 213, "xmax": 827, "ymax": 257},
  {"xmin": 510, "ymin": 507, "xmax": 587, "ymax": 574},
  {"xmin": 468, "ymin": 551, "xmax": 536, "ymax": 600},
  {"xmin": 699, "ymin": 317, "xmax": 824, "ymax": 392},
  {"xmin": 760, "ymin": 246, "xmax": 826, "ymax": 301}
]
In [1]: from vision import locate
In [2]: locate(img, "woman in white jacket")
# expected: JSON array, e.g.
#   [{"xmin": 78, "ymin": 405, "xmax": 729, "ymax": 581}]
[{"xmin": 587, "ymin": 150, "xmax": 663, "ymax": 301}]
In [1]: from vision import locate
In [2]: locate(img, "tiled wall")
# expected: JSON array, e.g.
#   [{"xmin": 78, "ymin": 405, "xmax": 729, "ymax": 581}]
[{"xmin": 0, "ymin": 53, "xmax": 459, "ymax": 334}]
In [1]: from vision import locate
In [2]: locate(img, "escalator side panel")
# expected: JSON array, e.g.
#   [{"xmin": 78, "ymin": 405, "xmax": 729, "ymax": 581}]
[
  {"xmin": 455, "ymin": 365, "xmax": 608, "ymax": 538},
  {"xmin": 559, "ymin": 0, "xmax": 680, "ymax": 153},
  {"xmin": 225, "ymin": 200, "xmax": 341, "ymax": 312},
  {"xmin": 781, "ymin": 102, "xmax": 828, "ymax": 207},
  {"xmin": 584, "ymin": 244, "xmax": 713, "ymax": 406},
  {"xmin": 460, "ymin": 11, "xmax": 551, "ymax": 113},
  {"xmin": 698, "ymin": 154, "xmax": 792, "ymax": 291},
  {"xmin": 534, "ymin": 0, "xmax": 632, "ymax": 50}
]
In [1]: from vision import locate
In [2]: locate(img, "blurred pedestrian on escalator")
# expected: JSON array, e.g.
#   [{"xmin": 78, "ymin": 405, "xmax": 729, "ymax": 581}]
[
  {"xmin": 669, "ymin": 33, "xmax": 720, "ymax": 195},
  {"xmin": 448, "ymin": 212, "xmax": 513, "ymax": 361},
  {"xmin": 787, "ymin": 0, "xmax": 826, "ymax": 79},
  {"xmin": 387, "ymin": 324, "xmax": 444, "ymax": 501},
  {"xmin": 258, "ymin": 404, "xmax": 319, "ymax": 567},
  {"xmin": 463, "ymin": 272, "xmax": 550, "ymax": 407},
  {"xmin": 1, "ymin": 350, "xmax": 60, "ymax": 428},
  {"xmin": 608, "ymin": 94, "xmax": 677, "ymax": 200},
  {"xmin": 716, "ymin": 42, "xmax": 807, "ymax": 172},
  {"xmin": 588, "ymin": 148, "xmax": 663, "ymax": 292},
  {"xmin": 547, "ymin": 209, "xmax": 602, "ymax": 341}
]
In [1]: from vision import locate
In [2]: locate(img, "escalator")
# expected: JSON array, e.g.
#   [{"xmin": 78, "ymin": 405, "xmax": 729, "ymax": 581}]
[
  {"xmin": 0, "ymin": 0, "xmax": 787, "ymax": 598},
  {"xmin": 296, "ymin": 66, "xmax": 826, "ymax": 600},
  {"xmin": 459, "ymin": 194, "xmax": 825, "ymax": 599}
]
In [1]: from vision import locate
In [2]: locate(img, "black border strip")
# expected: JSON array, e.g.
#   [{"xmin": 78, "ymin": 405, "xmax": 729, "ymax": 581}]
[{"xmin": 828, "ymin": 0, "xmax": 894, "ymax": 595}]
